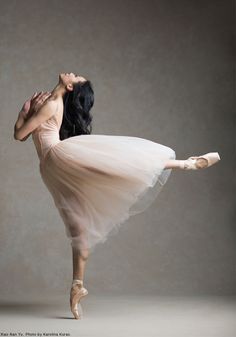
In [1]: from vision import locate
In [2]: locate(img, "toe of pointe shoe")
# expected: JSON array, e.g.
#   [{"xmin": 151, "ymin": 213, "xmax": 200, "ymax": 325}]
[
  {"xmin": 195, "ymin": 152, "xmax": 221, "ymax": 169},
  {"xmin": 70, "ymin": 299, "xmax": 82, "ymax": 319},
  {"xmin": 72, "ymin": 308, "xmax": 81, "ymax": 319},
  {"xmin": 185, "ymin": 152, "xmax": 221, "ymax": 170},
  {"xmin": 70, "ymin": 283, "xmax": 88, "ymax": 319}
]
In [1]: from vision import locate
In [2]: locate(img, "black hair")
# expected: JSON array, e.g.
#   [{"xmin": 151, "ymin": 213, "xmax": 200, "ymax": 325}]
[{"xmin": 59, "ymin": 80, "xmax": 94, "ymax": 140}]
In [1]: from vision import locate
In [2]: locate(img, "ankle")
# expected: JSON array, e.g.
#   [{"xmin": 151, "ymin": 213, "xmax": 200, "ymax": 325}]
[
  {"xmin": 176, "ymin": 160, "xmax": 186, "ymax": 169},
  {"xmin": 72, "ymin": 278, "xmax": 83, "ymax": 287}
]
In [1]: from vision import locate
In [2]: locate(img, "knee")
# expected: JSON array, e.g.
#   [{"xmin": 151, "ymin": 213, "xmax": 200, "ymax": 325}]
[
  {"xmin": 79, "ymin": 249, "xmax": 89, "ymax": 261},
  {"xmin": 71, "ymin": 242, "xmax": 90, "ymax": 261}
]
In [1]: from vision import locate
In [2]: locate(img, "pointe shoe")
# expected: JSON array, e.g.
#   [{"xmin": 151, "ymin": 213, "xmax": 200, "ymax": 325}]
[
  {"xmin": 183, "ymin": 152, "xmax": 221, "ymax": 170},
  {"xmin": 70, "ymin": 279, "xmax": 88, "ymax": 320}
]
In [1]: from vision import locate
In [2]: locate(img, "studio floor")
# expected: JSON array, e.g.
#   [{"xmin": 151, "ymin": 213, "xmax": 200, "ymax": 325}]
[{"xmin": 0, "ymin": 294, "xmax": 235, "ymax": 337}]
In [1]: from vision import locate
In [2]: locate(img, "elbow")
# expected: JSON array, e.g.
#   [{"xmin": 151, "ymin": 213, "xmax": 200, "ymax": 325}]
[
  {"xmin": 14, "ymin": 125, "xmax": 20, "ymax": 141},
  {"xmin": 14, "ymin": 128, "xmax": 27, "ymax": 141},
  {"xmin": 14, "ymin": 130, "xmax": 23, "ymax": 141},
  {"xmin": 20, "ymin": 137, "xmax": 28, "ymax": 142},
  {"xmin": 14, "ymin": 133, "xmax": 20, "ymax": 141},
  {"xmin": 14, "ymin": 132, "xmax": 30, "ymax": 142}
]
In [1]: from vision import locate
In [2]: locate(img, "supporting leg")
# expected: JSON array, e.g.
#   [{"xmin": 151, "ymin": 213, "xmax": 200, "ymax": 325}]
[
  {"xmin": 72, "ymin": 246, "xmax": 89, "ymax": 281},
  {"xmin": 70, "ymin": 246, "xmax": 89, "ymax": 319}
]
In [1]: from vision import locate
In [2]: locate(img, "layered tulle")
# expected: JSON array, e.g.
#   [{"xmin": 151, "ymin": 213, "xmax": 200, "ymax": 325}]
[{"xmin": 38, "ymin": 134, "xmax": 176, "ymax": 252}]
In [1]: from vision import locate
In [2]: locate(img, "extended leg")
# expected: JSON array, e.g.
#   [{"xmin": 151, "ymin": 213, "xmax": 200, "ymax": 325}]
[
  {"xmin": 164, "ymin": 159, "xmax": 186, "ymax": 169},
  {"xmin": 164, "ymin": 154, "xmax": 219, "ymax": 170}
]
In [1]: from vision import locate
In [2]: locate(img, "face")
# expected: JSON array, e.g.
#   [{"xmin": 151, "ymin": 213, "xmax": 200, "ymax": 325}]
[{"xmin": 59, "ymin": 72, "xmax": 87, "ymax": 91}]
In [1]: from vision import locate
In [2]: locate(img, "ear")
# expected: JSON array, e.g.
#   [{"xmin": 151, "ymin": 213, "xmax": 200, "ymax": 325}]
[{"xmin": 66, "ymin": 83, "xmax": 73, "ymax": 92}]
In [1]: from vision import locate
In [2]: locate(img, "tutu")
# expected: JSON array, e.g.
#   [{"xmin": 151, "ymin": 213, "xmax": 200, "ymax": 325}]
[{"xmin": 32, "ymin": 111, "xmax": 176, "ymax": 253}]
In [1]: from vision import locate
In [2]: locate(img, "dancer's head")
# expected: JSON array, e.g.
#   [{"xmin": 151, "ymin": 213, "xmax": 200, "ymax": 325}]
[
  {"xmin": 59, "ymin": 72, "xmax": 87, "ymax": 89},
  {"xmin": 59, "ymin": 72, "xmax": 94, "ymax": 140}
]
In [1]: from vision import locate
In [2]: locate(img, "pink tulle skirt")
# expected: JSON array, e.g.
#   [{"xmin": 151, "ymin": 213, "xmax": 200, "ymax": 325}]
[{"xmin": 39, "ymin": 134, "xmax": 176, "ymax": 252}]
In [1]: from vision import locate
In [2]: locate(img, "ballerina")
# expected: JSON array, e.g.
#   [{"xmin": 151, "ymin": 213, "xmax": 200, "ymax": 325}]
[{"xmin": 14, "ymin": 72, "xmax": 221, "ymax": 319}]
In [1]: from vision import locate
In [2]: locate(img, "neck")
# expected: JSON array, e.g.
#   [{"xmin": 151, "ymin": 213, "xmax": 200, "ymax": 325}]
[{"xmin": 50, "ymin": 82, "xmax": 67, "ymax": 100}]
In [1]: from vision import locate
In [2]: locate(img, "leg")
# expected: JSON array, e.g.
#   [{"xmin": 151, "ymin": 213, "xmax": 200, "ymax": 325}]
[
  {"xmin": 164, "ymin": 159, "xmax": 185, "ymax": 170},
  {"xmin": 57, "ymin": 200, "xmax": 90, "ymax": 319},
  {"xmin": 72, "ymin": 246, "xmax": 89, "ymax": 281},
  {"xmin": 164, "ymin": 156, "xmax": 215, "ymax": 170},
  {"xmin": 70, "ymin": 246, "xmax": 89, "ymax": 320}
]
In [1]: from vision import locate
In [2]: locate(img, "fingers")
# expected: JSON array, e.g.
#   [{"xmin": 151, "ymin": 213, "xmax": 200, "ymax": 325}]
[
  {"xmin": 30, "ymin": 91, "xmax": 41, "ymax": 102},
  {"xmin": 29, "ymin": 91, "xmax": 52, "ymax": 114},
  {"xmin": 31, "ymin": 91, "xmax": 51, "ymax": 103},
  {"xmin": 40, "ymin": 92, "xmax": 51, "ymax": 103},
  {"xmin": 31, "ymin": 92, "xmax": 38, "ymax": 99},
  {"xmin": 35, "ymin": 91, "xmax": 44, "ymax": 101}
]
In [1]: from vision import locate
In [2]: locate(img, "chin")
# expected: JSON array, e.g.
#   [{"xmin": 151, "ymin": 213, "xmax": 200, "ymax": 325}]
[{"xmin": 59, "ymin": 73, "xmax": 64, "ymax": 82}]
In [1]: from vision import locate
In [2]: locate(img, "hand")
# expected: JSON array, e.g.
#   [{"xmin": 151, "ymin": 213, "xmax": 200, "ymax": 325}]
[
  {"xmin": 26, "ymin": 91, "xmax": 52, "ymax": 120},
  {"xmin": 19, "ymin": 92, "xmax": 38, "ymax": 119}
]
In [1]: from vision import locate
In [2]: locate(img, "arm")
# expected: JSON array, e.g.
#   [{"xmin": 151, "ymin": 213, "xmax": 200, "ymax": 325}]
[
  {"xmin": 15, "ymin": 109, "xmax": 26, "ymax": 129},
  {"xmin": 14, "ymin": 99, "xmax": 58, "ymax": 141},
  {"xmin": 14, "ymin": 92, "xmax": 38, "ymax": 134},
  {"xmin": 14, "ymin": 109, "xmax": 30, "ymax": 141},
  {"xmin": 20, "ymin": 131, "xmax": 32, "ymax": 142},
  {"xmin": 14, "ymin": 91, "xmax": 52, "ymax": 141}
]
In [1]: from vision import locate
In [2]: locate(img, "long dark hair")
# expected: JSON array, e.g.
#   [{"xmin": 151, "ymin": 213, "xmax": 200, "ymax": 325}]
[{"xmin": 59, "ymin": 80, "xmax": 94, "ymax": 140}]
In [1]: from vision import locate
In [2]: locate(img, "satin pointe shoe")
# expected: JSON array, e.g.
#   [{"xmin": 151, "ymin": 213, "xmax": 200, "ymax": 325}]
[
  {"xmin": 70, "ymin": 279, "xmax": 88, "ymax": 319},
  {"xmin": 182, "ymin": 152, "xmax": 221, "ymax": 170}
]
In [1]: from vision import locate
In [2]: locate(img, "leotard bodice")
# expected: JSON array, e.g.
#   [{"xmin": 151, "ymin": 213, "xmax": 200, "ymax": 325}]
[{"xmin": 32, "ymin": 111, "xmax": 62, "ymax": 163}]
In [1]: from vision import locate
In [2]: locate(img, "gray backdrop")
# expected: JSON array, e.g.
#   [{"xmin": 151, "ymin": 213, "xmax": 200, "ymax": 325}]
[{"xmin": 0, "ymin": 0, "xmax": 235, "ymax": 298}]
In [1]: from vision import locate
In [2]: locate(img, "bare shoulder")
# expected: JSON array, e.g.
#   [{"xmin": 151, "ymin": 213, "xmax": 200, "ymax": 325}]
[{"xmin": 36, "ymin": 97, "xmax": 59, "ymax": 118}]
